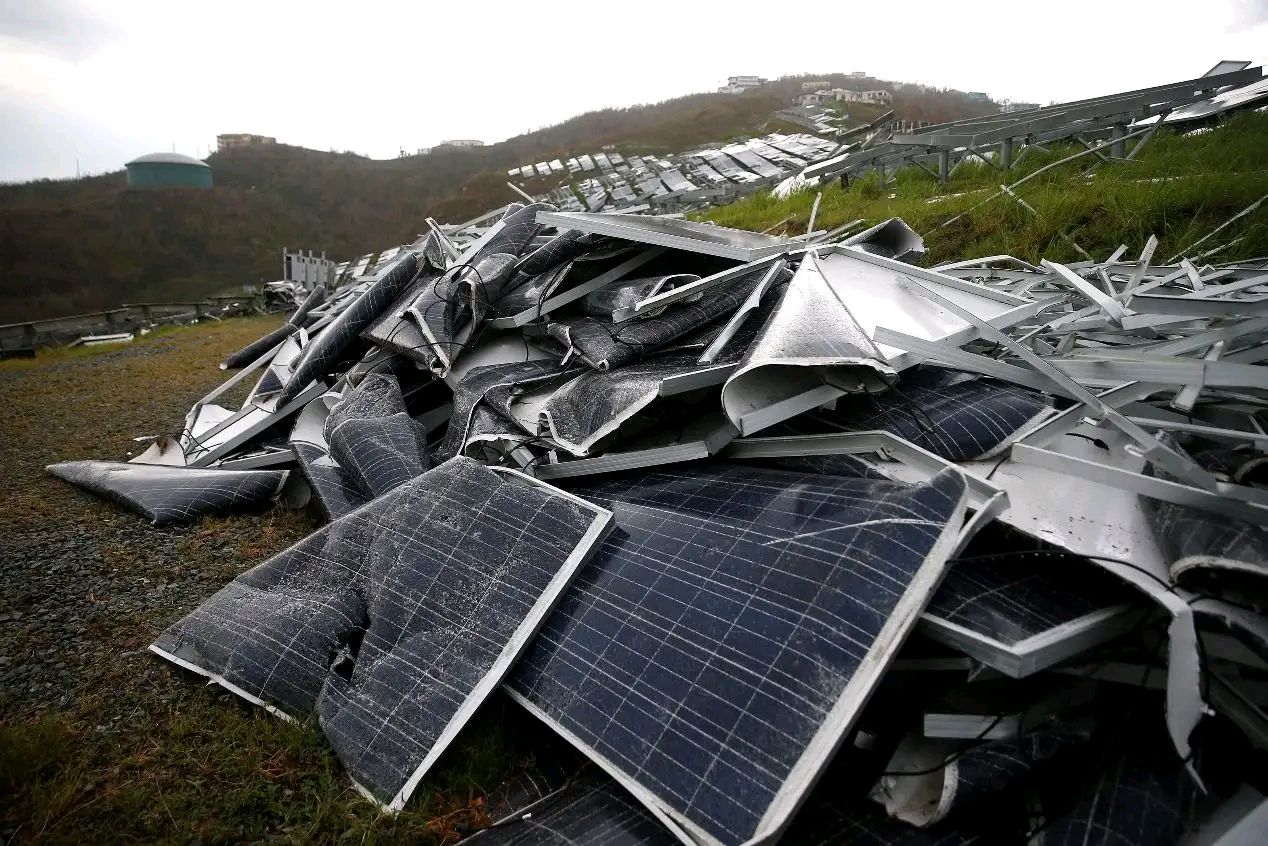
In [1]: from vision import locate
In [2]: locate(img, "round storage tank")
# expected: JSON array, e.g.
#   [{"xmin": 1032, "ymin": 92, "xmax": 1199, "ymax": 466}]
[{"xmin": 125, "ymin": 152, "xmax": 213, "ymax": 188}]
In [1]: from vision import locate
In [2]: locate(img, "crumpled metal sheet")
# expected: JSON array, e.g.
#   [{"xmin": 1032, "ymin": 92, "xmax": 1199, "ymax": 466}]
[
  {"xmin": 721, "ymin": 253, "xmax": 898, "ymax": 435},
  {"xmin": 803, "ymin": 367, "xmax": 1051, "ymax": 461},
  {"xmin": 508, "ymin": 463, "xmax": 968, "ymax": 846},
  {"xmin": 150, "ymin": 457, "xmax": 612, "ymax": 809},
  {"xmin": 275, "ymin": 253, "xmax": 420, "ymax": 406},
  {"xmin": 843, "ymin": 217, "xmax": 926, "ymax": 262},
  {"xmin": 45, "ymin": 461, "xmax": 287, "ymax": 526}
]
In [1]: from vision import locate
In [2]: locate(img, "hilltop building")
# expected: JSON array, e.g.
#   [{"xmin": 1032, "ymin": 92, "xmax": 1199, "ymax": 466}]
[
  {"xmin": 801, "ymin": 80, "xmax": 830, "ymax": 91},
  {"xmin": 797, "ymin": 88, "xmax": 892, "ymax": 107},
  {"xmin": 717, "ymin": 75, "xmax": 767, "ymax": 94},
  {"xmin": 125, "ymin": 152, "xmax": 213, "ymax": 188},
  {"xmin": 216, "ymin": 133, "xmax": 276, "ymax": 152},
  {"xmin": 437, "ymin": 139, "xmax": 485, "ymax": 149}
]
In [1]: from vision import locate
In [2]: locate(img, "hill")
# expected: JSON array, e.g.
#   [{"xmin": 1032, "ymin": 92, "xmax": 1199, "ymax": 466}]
[{"xmin": 0, "ymin": 75, "xmax": 999, "ymax": 323}]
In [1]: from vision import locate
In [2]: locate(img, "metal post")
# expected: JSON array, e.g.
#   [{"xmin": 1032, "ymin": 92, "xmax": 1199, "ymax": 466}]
[
  {"xmin": 938, "ymin": 150, "xmax": 950, "ymax": 183},
  {"xmin": 23, "ymin": 323, "xmax": 37, "ymax": 348},
  {"xmin": 195, "ymin": 303, "xmax": 206, "ymax": 319},
  {"xmin": 1110, "ymin": 123, "xmax": 1126, "ymax": 158},
  {"xmin": 104, "ymin": 310, "xmax": 118, "ymax": 329},
  {"xmin": 141, "ymin": 305, "xmax": 153, "ymax": 323},
  {"xmin": 1000, "ymin": 138, "xmax": 1013, "ymax": 172}
]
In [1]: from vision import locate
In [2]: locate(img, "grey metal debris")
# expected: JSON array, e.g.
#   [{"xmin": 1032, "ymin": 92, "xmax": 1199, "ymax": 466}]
[{"xmin": 42, "ymin": 78, "xmax": 1268, "ymax": 844}]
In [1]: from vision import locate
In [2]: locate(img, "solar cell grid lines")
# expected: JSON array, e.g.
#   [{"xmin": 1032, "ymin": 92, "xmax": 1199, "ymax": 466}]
[
  {"xmin": 44, "ymin": 461, "xmax": 287, "ymax": 526},
  {"xmin": 150, "ymin": 457, "xmax": 614, "ymax": 809},
  {"xmin": 469, "ymin": 771, "xmax": 680, "ymax": 845},
  {"xmin": 509, "ymin": 462, "xmax": 968, "ymax": 845},
  {"xmin": 926, "ymin": 552, "xmax": 1138, "ymax": 648}
]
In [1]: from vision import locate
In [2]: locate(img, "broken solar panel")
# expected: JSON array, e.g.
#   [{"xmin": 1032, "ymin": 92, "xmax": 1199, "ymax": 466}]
[
  {"xmin": 276, "ymin": 252, "xmax": 420, "ymax": 406},
  {"xmin": 789, "ymin": 366, "xmax": 1051, "ymax": 462},
  {"xmin": 151, "ymin": 457, "xmax": 613, "ymax": 809},
  {"xmin": 470, "ymin": 762, "xmax": 993, "ymax": 846},
  {"xmin": 508, "ymin": 462, "xmax": 968, "ymax": 846},
  {"xmin": 1144, "ymin": 437, "xmax": 1268, "ymax": 597},
  {"xmin": 46, "ymin": 461, "xmax": 287, "ymax": 527},
  {"xmin": 551, "ymin": 271, "xmax": 763, "ymax": 370},
  {"xmin": 921, "ymin": 550, "xmax": 1142, "ymax": 677},
  {"xmin": 469, "ymin": 770, "xmax": 680, "ymax": 845},
  {"xmin": 324, "ymin": 374, "xmax": 431, "ymax": 499}
]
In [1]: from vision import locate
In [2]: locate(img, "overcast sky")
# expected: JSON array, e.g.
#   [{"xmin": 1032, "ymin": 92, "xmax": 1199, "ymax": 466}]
[{"xmin": 2, "ymin": 0, "xmax": 1267, "ymax": 183}]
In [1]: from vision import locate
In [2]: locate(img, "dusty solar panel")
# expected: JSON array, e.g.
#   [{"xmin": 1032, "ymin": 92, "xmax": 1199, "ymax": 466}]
[
  {"xmin": 151, "ymin": 457, "xmax": 613, "ymax": 809},
  {"xmin": 469, "ymin": 770, "xmax": 680, "ymax": 845},
  {"xmin": 508, "ymin": 462, "xmax": 968, "ymax": 845},
  {"xmin": 795, "ymin": 367, "xmax": 1051, "ymax": 462},
  {"xmin": 46, "ymin": 461, "xmax": 287, "ymax": 526},
  {"xmin": 276, "ymin": 252, "xmax": 420, "ymax": 406}
]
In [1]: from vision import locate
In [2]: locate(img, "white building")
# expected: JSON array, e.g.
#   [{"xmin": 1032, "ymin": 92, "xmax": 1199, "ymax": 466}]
[
  {"xmin": 718, "ymin": 75, "xmax": 767, "ymax": 94},
  {"xmin": 859, "ymin": 90, "xmax": 892, "ymax": 105},
  {"xmin": 437, "ymin": 139, "xmax": 485, "ymax": 149},
  {"xmin": 801, "ymin": 80, "xmax": 830, "ymax": 91}
]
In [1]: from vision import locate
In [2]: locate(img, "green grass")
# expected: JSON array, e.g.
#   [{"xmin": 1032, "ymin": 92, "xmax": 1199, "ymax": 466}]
[{"xmin": 701, "ymin": 112, "xmax": 1268, "ymax": 264}]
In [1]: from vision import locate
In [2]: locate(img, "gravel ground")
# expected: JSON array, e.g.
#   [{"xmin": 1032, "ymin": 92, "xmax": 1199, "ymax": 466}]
[{"xmin": 0, "ymin": 318, "xmax": 318, "ymax": 718}]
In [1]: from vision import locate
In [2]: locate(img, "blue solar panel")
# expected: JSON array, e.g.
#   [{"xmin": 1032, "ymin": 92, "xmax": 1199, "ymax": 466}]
[
  {"xmin": 508, "ymin": 463, "xmax": 967, "ymax": 845},
  {"xmin": 151, "ymin": 457, "xmax": 613, "ymax": 809}
]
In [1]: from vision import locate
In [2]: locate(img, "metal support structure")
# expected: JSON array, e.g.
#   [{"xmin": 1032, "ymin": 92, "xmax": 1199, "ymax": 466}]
[
  {"xmin": 937, "ymin": 150, "xmax": 950, "ymax": 183},
  {"xmin": 1000, "ymin": 137, "xmax": 1013, "ymax": 172},
  {"xmin": 1109, "ymin": 123, "xmax": 1127, "ymax": 158}
]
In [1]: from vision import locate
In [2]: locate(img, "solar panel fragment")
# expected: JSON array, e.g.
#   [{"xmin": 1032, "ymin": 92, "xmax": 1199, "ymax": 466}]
[
  {"xmin": 509, "ymin": 462, "xmax": 968, "ymax": 845},
  {"xmin": 151, "ymin": 457, "xmax": 613, "ymax": 809}
]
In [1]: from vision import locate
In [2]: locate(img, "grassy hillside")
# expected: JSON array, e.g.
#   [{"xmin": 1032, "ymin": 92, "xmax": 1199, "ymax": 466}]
[
  {"xmin": 0, "ymin": 75, "xmax": 1002, "ymax": 323},
  {"xmin": 703, "ymin": 112, "xmax": 1268, "ymax": 264}
]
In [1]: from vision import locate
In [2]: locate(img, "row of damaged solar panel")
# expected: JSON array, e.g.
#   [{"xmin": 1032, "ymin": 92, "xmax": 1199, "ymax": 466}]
[
  {"xmin": 505, "ymin": 133, "xmax": 842, "ymax": 216},
  {"xmin": 50, "ymin": 201, "xmax": 1268, "ymax": 845}
]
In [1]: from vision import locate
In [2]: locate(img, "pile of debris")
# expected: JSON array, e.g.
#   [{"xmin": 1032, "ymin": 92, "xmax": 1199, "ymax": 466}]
[{"xmin": 48, "ymin": 202, "xmax": 1268, "ymax": 844}]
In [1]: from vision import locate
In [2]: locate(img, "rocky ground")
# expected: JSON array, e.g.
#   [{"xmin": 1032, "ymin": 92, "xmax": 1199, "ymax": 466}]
[{"xmin": 0, "ymin": 318, "xmax": 551, "ymax": 844}]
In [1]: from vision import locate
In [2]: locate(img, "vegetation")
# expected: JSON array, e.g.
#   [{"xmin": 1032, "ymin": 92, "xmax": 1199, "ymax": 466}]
[
  {"xmin": 702, "ymin": 113, "xmax": 1268, "ymax": 264},
  {"xmin": 0, "ymin": 73, "xmax": 996, "ymax": 323}
]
